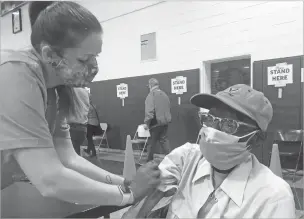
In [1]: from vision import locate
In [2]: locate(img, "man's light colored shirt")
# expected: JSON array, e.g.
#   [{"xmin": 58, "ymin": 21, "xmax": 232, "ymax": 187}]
[{"xmin": 156, "ymin": 143, "xmax": 295, "ymax": 218}]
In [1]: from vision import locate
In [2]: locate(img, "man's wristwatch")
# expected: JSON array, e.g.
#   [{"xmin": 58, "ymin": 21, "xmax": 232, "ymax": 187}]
[{"xmin": 118, "ymin": 184, "xmax": 135, "ymax": 206}]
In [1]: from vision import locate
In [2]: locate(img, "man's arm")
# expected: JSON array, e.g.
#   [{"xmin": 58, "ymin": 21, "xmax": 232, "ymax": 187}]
[
  {"xmin": 144, "ymin": 93, "xmax": 155, "ymax": 127},
  {"xmin": 122, "ymin": 143, "xmax": 192, "ymax": 218},
  {"xmin": 157, "ymin": 143, "xmax": 192, "ymax": 192},
  {"xmin": 258, "ymin": 197, "xmax": 295, "ymax": 218}
]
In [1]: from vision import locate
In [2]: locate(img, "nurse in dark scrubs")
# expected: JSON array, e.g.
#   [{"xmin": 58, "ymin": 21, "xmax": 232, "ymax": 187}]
[{"xmin": 0, "ymin": 1, "xmax": 160, "ymax": 206}]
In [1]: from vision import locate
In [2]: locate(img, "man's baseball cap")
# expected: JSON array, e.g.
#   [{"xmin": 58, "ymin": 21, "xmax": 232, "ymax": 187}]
[
  {"xmin": 147, "ymin": 78, "xmax": 159, "ymax": 87},
  {"xmin": 190, "ymin": 84, "xmax": 273, "ymax": 131}
]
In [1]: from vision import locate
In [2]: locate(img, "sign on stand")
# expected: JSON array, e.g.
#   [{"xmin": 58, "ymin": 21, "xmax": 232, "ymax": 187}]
[
  {"xmin": 171, "ymin": 76, "xmax": 187, "ymax": 105},
  {"xmin": 267, "ymin": 63, "xmax": 293, "ymax": 99},
  {"xmin": 117, "ymin": 83, "xmax": 128, "ymax": 106}
]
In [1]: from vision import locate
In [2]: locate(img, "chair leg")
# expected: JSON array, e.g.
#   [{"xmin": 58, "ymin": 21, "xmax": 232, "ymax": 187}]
[
  {"xmin": 292, "ymin": 145, "xmax": 303, "ymax": 182},
  {"xmin": 133, "ymin": 131, "xmax": 138, "ymax": 140},
  {"xmin": 291, "ymin": 144, "xmax": 303, "ymax": 211},
  {"xmin": 97, "ymin": 137, "xmax": 104, "ymax": 152},
  {"xmin": 105, "ymin": 136, "xmax": 110, "ymax": 152},
  {"xmin": 139, "ymin": 139, "xmax": 149, "ymax": 163},
  {"xmin": 139, "ymin": 147, "xmax": 144, "ymax": 163},
  {"xmin": 292, "ymin": 185, "xmax": 303, "ymax": 210}
]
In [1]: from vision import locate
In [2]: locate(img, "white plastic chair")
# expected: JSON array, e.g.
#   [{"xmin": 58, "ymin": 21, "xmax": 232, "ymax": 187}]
[
  {"xmin": 131, "ymin": 124, "xmax": 150, "ymax": 164},
  {"xmin": 93, "ymin": 123, "xmax": 110, "ymax": 151}
]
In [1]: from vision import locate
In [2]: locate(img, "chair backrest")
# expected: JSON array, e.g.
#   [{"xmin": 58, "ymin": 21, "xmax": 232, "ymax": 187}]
[
  {"xmin": 137, "ymin": 124, "xmax": 150, "ymax": 138},
  {"xmin": 273, "ymin": 129, "xmax": 303, "ymax": 155},
  {"xmin": 274, "ymin": 130, "xmax": 304, "ymax": 142},
  {"xmin": 100, "ymin": 123, "xmax": 108, "ymax": 132}
]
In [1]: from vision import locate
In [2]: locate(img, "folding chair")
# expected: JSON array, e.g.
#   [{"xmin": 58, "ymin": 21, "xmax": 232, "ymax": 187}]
[
  {"xmin": 270, "ymin": 129, "xmax": 303, "ymax": 210},
  {"xmin": 270, "ymin": 130, "xmax": 303, "ymax": 179},
  {"xmin": 93, "ymin": 123, "xmax": 110, "ymax": 152},
  {"xmin": 131, "ymin": 124, "xmax": 150, "ymax": 164}
]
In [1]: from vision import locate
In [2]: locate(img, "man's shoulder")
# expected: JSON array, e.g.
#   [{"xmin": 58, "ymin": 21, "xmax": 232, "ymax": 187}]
[
  {"xmin": 170, "ymin": 142, "xmax": 201, "ymax": 160},
  {"xmin": 182, "ymin": 142, "xmax": 201, "ymax": 153},
  {"xmin": 153, "ymin": 89, "xmax": 170, "ymax": 103},
  {"xmin": 159, "ymin": 143, "xmax": 202, "ymax": 175},
  {"xmin": 158, "ymin": 89, "xmax": 169, "ymax": 95},
  {"xmin": 247, "ymin": 155, "xmax": 293, "ymax": 201}
]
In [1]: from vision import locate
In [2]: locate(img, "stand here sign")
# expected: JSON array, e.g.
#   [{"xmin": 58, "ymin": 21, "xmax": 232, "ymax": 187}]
[
  {"xmin": 171, "ymin": 76, "xmax": 187, "ymax": 95},
  {"xmin": 117, "ymin": 83, "xmax": 128, "ymax": 99},
  {"xmin": 267, "ymin": 63, "xmax": 293, "ymax": 87}
]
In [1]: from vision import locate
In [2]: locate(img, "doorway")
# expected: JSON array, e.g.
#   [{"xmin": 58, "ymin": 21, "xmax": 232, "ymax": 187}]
[{"xmin": 210, "ymin": 58, "xmax": 251, "ymax": 94}]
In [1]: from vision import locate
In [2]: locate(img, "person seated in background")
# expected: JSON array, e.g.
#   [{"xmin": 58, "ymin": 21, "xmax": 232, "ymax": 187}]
[{"xmin": 123, "ymin": 84, "xmax": 295, "ymax": 218}]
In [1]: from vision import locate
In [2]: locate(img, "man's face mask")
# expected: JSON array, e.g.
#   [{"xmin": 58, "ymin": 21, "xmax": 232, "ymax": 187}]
[
  {"xmin": 198, "ymin": 111, "xmax": 259, "ymax": 171},
  {"xmin": 199, "ymin": 126, "xmax": 258, "ymax": 170},
  {"xmin": 54, "ymin": 56, "xmax": 99, "ymax": 87}
]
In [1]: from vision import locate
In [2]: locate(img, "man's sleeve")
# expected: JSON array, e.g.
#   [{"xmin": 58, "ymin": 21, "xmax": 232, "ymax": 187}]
[
  {"xmin": 157, "ymin": 143, "xmax": 192, "ymax": 192},
  {"xmin": 121, "ymin": 143, "xmax": 192, "ymax": 218},
  {"xmin": 258, "ymin": 197, "xmax": 296, "ymax": 218},
  {"xmin": 144, "ymin": 93, "xmax": 155, "ymax": 126},
  {"xmin": 0, "ymin": 62, "xmax": 54, "ymax": 150}
]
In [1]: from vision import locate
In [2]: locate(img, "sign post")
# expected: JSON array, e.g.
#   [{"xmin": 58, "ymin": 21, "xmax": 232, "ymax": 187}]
[
  {"xmin": 116, "ymin": 83, "xmax": 128, "ymax": 106},
  {"xmin": 267, "ymin": 63, "xmax": 293, "ymax": 99},
  {"xmin": 171, "ymin": 76, "xmax": 187, "ymax": 105}
]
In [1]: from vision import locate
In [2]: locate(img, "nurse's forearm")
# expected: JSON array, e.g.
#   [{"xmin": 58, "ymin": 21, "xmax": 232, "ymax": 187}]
[
  {"xmin": 53, "ymin": 137, "xmax": 124, "ymax": 185},
  {"xmin": 45, "ymin": 167, "xmax": 125, "ymax": 206},
  {"xmin": 68, "ymin": 155, "xmax": 125, "ymax": 185}
]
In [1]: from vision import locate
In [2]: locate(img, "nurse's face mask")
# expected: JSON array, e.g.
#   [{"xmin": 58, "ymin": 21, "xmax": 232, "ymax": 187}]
[
  {"xmin": 51, "ymin": 53, "xmax": 99, "ymax": 87},
  {"xmin": 47, "ymin": 32, "xmax": 102, "ymax": 87},
  {"xmin": 198, "ymin": 107, "xmax": 259, "ymax": 171}
]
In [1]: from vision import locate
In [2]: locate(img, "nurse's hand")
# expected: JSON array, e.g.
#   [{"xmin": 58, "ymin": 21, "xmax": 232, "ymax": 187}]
[{"xmin": 130, "ymin": 161, "xmax": 161, "ymax": 203}]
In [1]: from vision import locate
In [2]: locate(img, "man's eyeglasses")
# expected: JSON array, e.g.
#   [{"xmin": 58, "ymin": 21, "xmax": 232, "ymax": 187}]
[{"xmin": 198, "ymin": 112, "xmax": 258, "ymax": 135}]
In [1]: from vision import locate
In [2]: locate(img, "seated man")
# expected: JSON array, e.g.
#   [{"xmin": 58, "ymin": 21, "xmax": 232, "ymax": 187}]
[{"xmin": 123, "ymin": 84, "xmax": 295, "ymax": 218}]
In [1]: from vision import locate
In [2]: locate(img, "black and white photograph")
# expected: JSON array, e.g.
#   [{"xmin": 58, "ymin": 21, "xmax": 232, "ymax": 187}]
[{"xmin": 0, "ymin": 1, "xmax": 303, "ymax": 218}]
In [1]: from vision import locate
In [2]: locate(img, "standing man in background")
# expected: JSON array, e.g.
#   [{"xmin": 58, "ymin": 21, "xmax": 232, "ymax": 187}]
[
  {"xmin": 67, "ymin": 88, "xmax": 90, "ymax": 155},
  {"xmin": 144, "ymin": 78, "xmax": 172, "ymax": 162},
  {"xmin": 85, "ymin": 94, "xmax": 103, "ymax": 157}
]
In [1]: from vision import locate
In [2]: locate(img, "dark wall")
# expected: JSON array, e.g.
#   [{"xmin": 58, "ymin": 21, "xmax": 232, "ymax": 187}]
[
  {"xmin": 253, "ymin": 55, "xmax": 304, "ymax": 165},
  {"xmin": 89, "ymin": 69, "xmax": 201, "ymax": 151}
]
